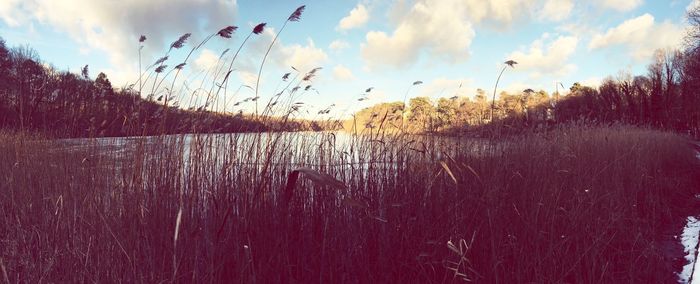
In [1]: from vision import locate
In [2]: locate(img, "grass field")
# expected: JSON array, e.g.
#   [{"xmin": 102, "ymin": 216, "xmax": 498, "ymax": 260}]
[{"xmin": 1, "ymin": 124, "xmax": 698, "ymax": 283}]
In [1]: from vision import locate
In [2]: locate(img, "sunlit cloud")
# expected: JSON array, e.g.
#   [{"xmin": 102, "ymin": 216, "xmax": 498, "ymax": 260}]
[
  {"xmin": 588, "ymin": 13, "xmax": 684, "ymax": 61},
  {"xmin": 337, "ymin": 3, "xmax": 369, "ymax": 31},
  {"xmin": 194, "ymin": 48, "xmax": 219, "ymax": 71},
  {"xmin": 508, "ymin": 33, "xmax": 578, "ymax": 78},
  {"xmin": 361, "ymin": 0, "xmax": 476, "ymax": 69},
  {"xmin": 332, "ymin": 64, "xmax": 355, "ymax": 81}
]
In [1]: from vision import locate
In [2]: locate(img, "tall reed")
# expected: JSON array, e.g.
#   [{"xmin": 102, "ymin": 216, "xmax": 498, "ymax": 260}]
[{"xmin": 254, "ymin": 6, "xmax": 306, "ymax": 117}]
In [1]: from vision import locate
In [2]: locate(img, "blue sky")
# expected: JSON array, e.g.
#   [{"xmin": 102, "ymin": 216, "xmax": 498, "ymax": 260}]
[{"xmin": 0, "ymin": 0, "xmax": 697, "ymax": 118}]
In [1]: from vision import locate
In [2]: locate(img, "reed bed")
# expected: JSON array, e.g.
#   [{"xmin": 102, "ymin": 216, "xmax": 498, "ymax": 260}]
[{"xmin": 0, "ymin": 124, "xmax": 698, "ymax": 283}]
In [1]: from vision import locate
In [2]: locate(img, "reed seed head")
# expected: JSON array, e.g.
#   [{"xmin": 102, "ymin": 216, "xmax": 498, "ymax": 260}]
[
  {"xmin": 288, "ymin": 5, "xmax": 306, "ymax": 22},
  {"xmin": 154, "ymin": 56, "xmax": 169, "ymax": 66},
  {"xmin": 155, "ymin": 65, "xmax": 167, "ymax": 73},
  {"xmin": 302, "ymin": 74, "xmax": 314, "ymax": 81},
  {"xmin": 217, "ymin": 26, "xmax": 237, "ymax": 38},
  {"xmin": 253, "ymin": 23, "xmax": 266, "ymax": 34},
  {"xmin": 170, "ymin": 33, "xmax": 191, "ymax": 50}
]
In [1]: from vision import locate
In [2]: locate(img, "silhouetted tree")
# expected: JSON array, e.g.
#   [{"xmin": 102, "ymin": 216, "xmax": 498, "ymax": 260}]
[
  {"xmin": 408, "ymin": 97, "xmax": 434, "ymax": 131},
  {"xmin": 95, "ymin": 72, "xmax": 114, "ymax": 96},
  {"xmin": 0, "ymin": 38, "xmax": 11, "ymax": 125},
  {"xmin": 435, "ymin": 97, "xmax": 457, "ymax": 130}
]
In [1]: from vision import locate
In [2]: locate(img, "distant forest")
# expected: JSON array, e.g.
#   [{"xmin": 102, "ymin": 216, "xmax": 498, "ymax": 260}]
[{"xmin": 0, "ymin": 37, "xmax": 330, "ymax": 138}]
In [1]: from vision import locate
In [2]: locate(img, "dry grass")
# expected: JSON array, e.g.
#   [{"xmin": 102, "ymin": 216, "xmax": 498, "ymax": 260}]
[{"xmin": 0, "ymin": 124, "xmax": 698, "ymax": 282}]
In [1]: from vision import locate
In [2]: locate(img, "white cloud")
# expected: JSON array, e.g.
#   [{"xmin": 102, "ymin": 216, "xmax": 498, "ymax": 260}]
[
  {"xmin": 332, "ymin": 65, "xmax": 355, "ymax": 81},
  {"xmin": 579, "ymin": 77, "xmax": 602, "ymax": 88},
  {"xmin": 501, "ymin": 81, "xmax": 543, "ymax": 95},
  {"xmin": 498, "ymin": 81, "xmax": 570, "ymax": 96},
  {"xmin": 366, "ymin": 89, "xmax": 387, "ymax": 102},
  {"xmin": 462, "ymin": 0, "xmax": 537, "ymax": 26},
  {"xmin": 96, "ymin": 68, "xmax": 139, "ymax": 89},
  {"xmin": 281, "ymin": 38, "xmax": 328, "ymax": 73},
  {"xmin": 689, "ymin": 0, "xmax": 700, "ymax": 11},
  {"xmin": 0, "ymin": 0, "xmax": 28, "ymax": 27},
  {"xmin": 361, "ymin": 0, "xmax": 476, "ymax": 69},
  {"xmin": 238, "ymin": 71, "xmax": 258, "ymax": 88},
  {"xmin": 194, "ymin": 49, "xmax": 219, "ymax": 71},
  {"xmin": 0, "ymin": 0, "xmax": 327, "ymax": 92},
  {"xmin": 595, "ymin": 0, "xmax": 643, "ymax": 12},
  {"xmin": 329, "ymin": 40, "xmax": 350, "ymax": 51},
  {"xmin": 588, "ymin": 14, "xmax": 685, "ymax": 61},
  {"xmin": 228, "ymin": 28, "xmax": 328, "ymax": 83},
  {"xmin": 538, "ymin": 0, "xmax": 574, "ymax": 22},
  {"xmin": 508, "ymin": 34, "xmax": 579, "ymax": 78},
  {"xmin": 360, "ymin": 0, "xmax": 571, "ymax": 69},
  {"xmin": 337, "ymin": 4, "xmax": 369, "ymax": 31},
  {"xmin": 420, "ymin": 77, "xmax": 475, "ymax": 99},
  {"xmin": 0, "ymin": 0, "xmax": 237, "ymax": 86}
]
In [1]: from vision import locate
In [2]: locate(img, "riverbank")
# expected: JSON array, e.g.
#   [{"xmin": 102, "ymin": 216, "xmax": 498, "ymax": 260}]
[{"xmin": 679, "ymin": 142, "xmax": 700, "ymax": 283}]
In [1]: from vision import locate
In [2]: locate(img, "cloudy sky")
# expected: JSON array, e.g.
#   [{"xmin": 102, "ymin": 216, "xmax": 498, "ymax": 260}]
[{"xmin": 0, "ymin": 0, "xmax": 697, "ymax": 117}]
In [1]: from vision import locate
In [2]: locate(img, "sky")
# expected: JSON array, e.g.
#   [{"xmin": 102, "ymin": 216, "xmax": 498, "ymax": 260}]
[{"xmin": 0, "ymin": 0, "xmax": 697, "ymax": 118}]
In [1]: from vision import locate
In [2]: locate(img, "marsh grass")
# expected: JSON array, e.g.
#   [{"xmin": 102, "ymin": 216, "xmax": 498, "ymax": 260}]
[{"xmin": 0, "ymin": 124, "xmax": 698, "ymax": 282}]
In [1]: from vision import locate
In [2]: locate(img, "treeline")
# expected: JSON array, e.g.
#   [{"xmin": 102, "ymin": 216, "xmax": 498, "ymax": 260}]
[
  {"xmin": 347, "ymin": 89, "xmax": 553, "ymax": 133},
  {"xmin": 556, "ymin": 49, "xmax": 698, "ymax": 134},
  {"xmin": 352, "ymin": 8, "xmax": 700, "ymax": 136},
  {"xmin": 351, "ymin": 48, "xmax": 698, "ymax": 137},
  {"xmin": 0, "ymin": 37, "xmax": 328, "ymax": 138}
]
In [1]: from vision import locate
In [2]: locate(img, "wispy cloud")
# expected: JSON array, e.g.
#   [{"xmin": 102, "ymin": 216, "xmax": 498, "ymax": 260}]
[
  {"xmin": 579, "ymin": 77, "xmax": 602, "ymax": 88},
  {"xmin": 329, "ymin": 39, "xmax": 350, "ymax": 52},
  {"xmin": 419, "ymin": 77, "xmax": 475, "ymax": 99},
  {"xmin": 538, "ymin": 0, "xmax": 574, "ymax": 22},
  {"xmin": 462, "ymin": 0, "xmax": 538, "ymax": 26},
  {"xmin": 594, "ymin": 0, "xmax": 643, "ymax": 12}
]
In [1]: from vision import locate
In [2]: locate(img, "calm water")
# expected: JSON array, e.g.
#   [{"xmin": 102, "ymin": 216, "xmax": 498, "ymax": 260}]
[{"xmin": 56, "ymin": 131, "xmax": 496, "ymax": 167}]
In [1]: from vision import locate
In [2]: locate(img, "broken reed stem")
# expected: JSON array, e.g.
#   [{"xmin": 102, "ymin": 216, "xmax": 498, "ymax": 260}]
[{"xmin": 0, "ymin": 257, "xmax": 9, "ymax": 284}]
